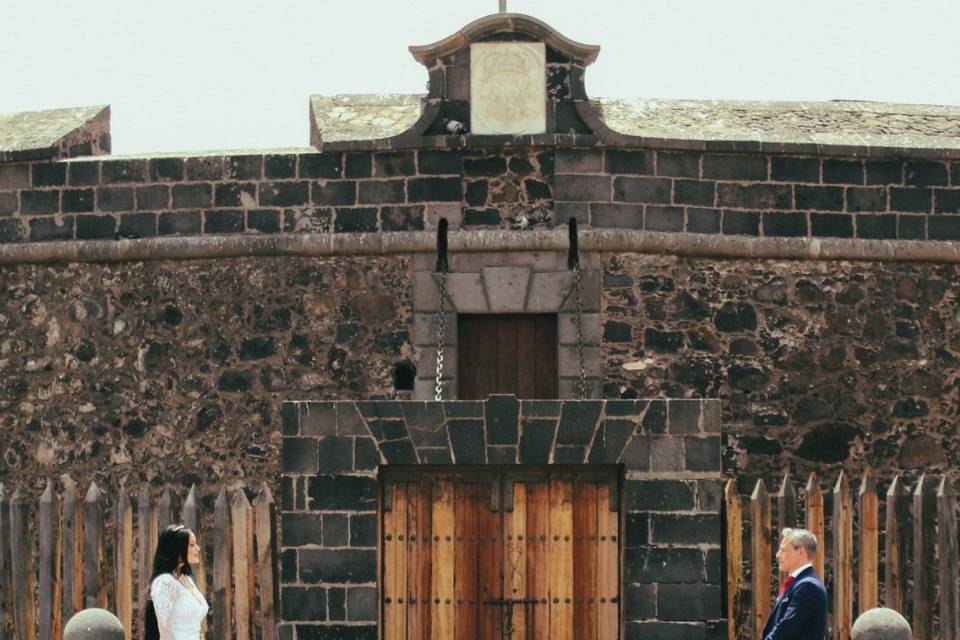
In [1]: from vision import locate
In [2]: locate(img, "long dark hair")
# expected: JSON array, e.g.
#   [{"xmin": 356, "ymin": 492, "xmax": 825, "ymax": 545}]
[{"xmin": 143, "ymin": 524, "xmax": 194, "ymax": 640}]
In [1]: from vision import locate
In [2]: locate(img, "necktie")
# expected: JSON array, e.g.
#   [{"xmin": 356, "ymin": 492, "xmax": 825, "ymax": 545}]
[{"xmin": 779, "ymin": 576, "xmax": 795, "ymax": 597}]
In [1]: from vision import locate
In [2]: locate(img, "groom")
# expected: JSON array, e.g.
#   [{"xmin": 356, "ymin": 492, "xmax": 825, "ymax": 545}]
[{"xmin": 762, "ymin": 528, "xmax": 827, "ymax": 640}]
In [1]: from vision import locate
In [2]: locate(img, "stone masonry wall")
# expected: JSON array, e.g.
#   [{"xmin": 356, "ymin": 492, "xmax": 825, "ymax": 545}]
[
  {"xmin": 602, "ymin": 253, "xmax": 960, "ymax": 493},
  {"xmin": 0, "ymin": 255, "xmax": 412, "ymax": 495},
  {"xmin": 279, "ymin": 396, "xmax": 723, "ymax": 640},
  {"xmin": 2, "ymin": 148, "xmax": 960, "ymax": 243}
]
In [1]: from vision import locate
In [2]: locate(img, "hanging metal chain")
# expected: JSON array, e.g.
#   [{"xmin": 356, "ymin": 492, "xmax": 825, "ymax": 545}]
[
  {"xmin": 435, "ymin": 271, "xmax": 448, "ymax": 401},
  {"xmin": 573, "ymin": 265, "xmax": 587, "ymax": 400}
]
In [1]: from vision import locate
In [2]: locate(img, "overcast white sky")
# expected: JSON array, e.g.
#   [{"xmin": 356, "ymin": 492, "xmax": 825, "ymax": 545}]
[{"xmin": 2, "ymin": 0, "xmax": 958, "ymax": 154}]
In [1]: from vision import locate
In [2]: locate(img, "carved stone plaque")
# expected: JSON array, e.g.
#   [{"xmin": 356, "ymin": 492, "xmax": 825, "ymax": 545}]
[{"xmin": 470, "ymin": 42, "xmax": 546, "ymax": 135}]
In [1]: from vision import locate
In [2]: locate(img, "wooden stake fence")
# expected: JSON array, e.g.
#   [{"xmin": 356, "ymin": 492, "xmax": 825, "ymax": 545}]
[
  {"xmin": 0, "ymin": 482, "xmax": 277, "ymax": 640},
  {"xmin": 726, "ymin": 470, "xmax": 960, "ymax": 640}
]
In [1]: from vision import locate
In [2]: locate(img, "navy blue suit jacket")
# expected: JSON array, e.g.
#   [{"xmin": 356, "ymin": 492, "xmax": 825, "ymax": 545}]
[{"xmin": 762, "ymin": 566, "xmax": 828, "ymax": 640}]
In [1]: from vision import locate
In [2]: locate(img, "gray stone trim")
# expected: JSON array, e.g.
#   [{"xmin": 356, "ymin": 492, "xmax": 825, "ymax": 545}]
[{"xmin": 6, "ymin": 228, "xmax": 960, "ymax": 266}]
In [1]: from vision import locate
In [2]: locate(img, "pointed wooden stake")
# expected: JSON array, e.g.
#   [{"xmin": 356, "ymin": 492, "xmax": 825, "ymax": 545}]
[
  {"xmin": 61, "ymin": 477, "xmax": 83, "ymax": 625},
  {"xmin": 857, "ymin": 468, "xmax": 878, "ymax": 614},
  {"xmin": 937, "ymin": 477, "xmax": 958, "ymax": 640},
  {"xmin": 137, "ymin": 485, "xmax": 156, "ymax": 640},
  {"xmin": 83, "ymin": 482, "xmax": 106, "ymax": 610},
  {"xmin": 232, "ymin": 489, "xmax": 255, "ymax": 640},
  {"xmin": 181, "ymin": 485, "xmax": 206, "ymax": 596},
  {"xmin": 723, "ymin": 480, "xmax": 743, "ymax": 640},
  {"xmin": 803, "ymin": 472, "xmax": 824, "ymax": 578},
  {"xmin": 913, "ymin": 474, "xmax": 936, "ymax": 640},
  {"xmin": 114, "ymin": 488, "xmax": 133, "ymax": 640},
  {"xmin": 158, "ymin": 488, "xmax": 175, "ymax": 533},
  {"xmin": 254, "ymin": 484, "xmax": 278, "ymax": 639},
  {"xmin": 832, "ymin": 472, "xmax": 852, "ymax": 640},
  {"xmin": 212, "ymin": 488, "xmax": 232, "ymax": 640},
  {"xmin": 10, "ymin": 487, "xmax": 35, "ymax": 640},
  {"xmin": 38, "ymin": 480, "xmax": 61, "ymax": 640},
  {"xmin": 884, "ymin": 475, "xmax": 909, "ymax": 613},
  {"xmin": 750, "ymin": 480, "xmax": 771, "ymax": 640}
]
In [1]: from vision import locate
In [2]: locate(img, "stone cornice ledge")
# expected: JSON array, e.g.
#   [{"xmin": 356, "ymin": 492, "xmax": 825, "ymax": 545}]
[{"xmin": 2, "ymin": 231, "xmax": 960, "ymax": 265}]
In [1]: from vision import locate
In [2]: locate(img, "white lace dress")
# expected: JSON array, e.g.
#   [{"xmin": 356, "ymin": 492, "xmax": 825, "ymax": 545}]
[{"xmin": 150, "ymin": 573, "xmax": 209, "ymax": 640}]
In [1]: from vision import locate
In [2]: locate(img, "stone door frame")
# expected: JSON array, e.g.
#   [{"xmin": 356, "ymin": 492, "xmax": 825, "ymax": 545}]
[{"xmin": 411, "ymin": 251, "xmax": 602, "ymax": 399}]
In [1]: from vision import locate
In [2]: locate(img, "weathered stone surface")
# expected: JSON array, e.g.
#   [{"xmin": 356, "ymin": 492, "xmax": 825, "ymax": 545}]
[{"xmin": 850, "ymin": 607, "xmax": 912, "ymax": 640}]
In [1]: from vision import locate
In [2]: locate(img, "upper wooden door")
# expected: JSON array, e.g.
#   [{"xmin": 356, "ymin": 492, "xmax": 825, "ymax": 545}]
[
  {"xmin": 457, "ymin": 314, "xmax": 558, "ymax": 400},
  {"xmin": 381, "ymin": 467, "xmax": 620, "ymax": 640}
]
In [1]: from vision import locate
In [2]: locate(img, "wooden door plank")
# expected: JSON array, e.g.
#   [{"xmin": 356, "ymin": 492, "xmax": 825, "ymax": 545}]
[
  {"xmin": 515, "ymin": 317, "xmax": 537, "ymax": 399},
  {"xmin": 548, "ymin": 476, "xmax": 574, "ymax": 640},
  {"xmin": 505, "ymin": 482, "xmax": 529, "ymax": 640},
  {"xmin": 406, "ymin": 482, "xmax": 422, "ymax": 640},
  {"xmin": 431, "ymin": 478, "xmax": 455, "ymax": 640},
  {"xmin": 410, "ymin": 479, "xmax": 434, "ymax": 640},
  {"xmin": 573, "ymin": 481, "xmax": 598, "ymax": 640},
  {"xmin": 596, "ymin": 482, "xmax": 619, "ymax": 640},
  {"xmin": 384, "ymin": 483, "xmax": 408, "ymax": 640},
  {"xmin": 455, "ymin": 483, "xmax": 480, "ymax": 640},
  {"xmin": 478, "ymin": 482, "xmax": 502, "ymax": 640},
  {"xmin": 526, "ymin": 482, "xmax": 550, "ymax": 640},
  {"xmin": 534, "ymin": 315, "xmax": 558, "ymax": 399},
  {"xmin": 497, "ymin": 317, "xmax": 519, "ymax": 395}
]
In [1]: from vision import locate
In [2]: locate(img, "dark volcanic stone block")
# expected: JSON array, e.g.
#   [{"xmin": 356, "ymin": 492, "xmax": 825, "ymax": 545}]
[
  {"xmin": 624, "ymin": 547, "xmax": 704, "ymax": 583},
  {"xmin": 554, "ymin": 446, "xmax": 585, "ymax": 463},
  {"xmin": 771, "ymin": 156, "xmax": 819, "ymax": 183},
  {"xmin": 418, "ymin": 150, "xmax": 461, "ymax": 175},
  {"xmin": 592, "ymin": 203, "xmax": 643, "ymax": 229},
  {"xmin": 347, "ymin": 587, "xmax": 377, "ymax": 622},
  {"xmin": 159, "ymin": 211, "xmax": 201, "ymax": 235},
  {"xmin": 614, "ymin": 177, "xmax": 671, "ymax": 204},
  {"xmin": 448, "ymin": 419, "xmax": 486, "ymax": 463},
  {"xmin": 282, "ymin": 513, "xmax": 323, "ymax": 547},
  {"xmin": 185, "ymin": 157, "xmax": 223, "ymax": 181},
  {"xmin": 365, "ymin": 418, "xmax": 407, "ymax": 442},
  {"xmin": 296, "ymin": 625, "xmax": 376, "ymax": 640},
  {"xmin": 645, "ymin": 206, "xmax": 683, "ymax": 231},
  {"xmin": 419, "ymin": 448, "xmax": 453, "ymax": 464},
  {"xmin": 136, "ymin": 185, "xmax": 170, "ymax": 210},
  {"xmin": 658, "ymin": 584, "xmax": 722, "ymax": 621},
  {"xmin": 444, "ymin": 401, "xmax": 484, "ymax": 418},
  {"xmin": 118, "ymin": 213, "xmax": 157, "ymax": 238},
  {"xmin": 890, "ymin": 187, "xmax": 932, "ymax": 212},
  {"xmin": 204, "ymin": 210, "xmax": 244, "ymax": 234},
  {"xmin": 521, "ymin": 400, "xmax": 561, "ymax": 417},
  {"xmin": 823, "ymin": 159, "xmax": 864, "ymax": 185},
  {"xmin": 795, "ymin": 185, "xmax": 844, "ymax": 211},
  {"xmin": 847, "ymin": 187, "xmax": 886, "ymax": 212},
  {"xmin": 556, "ymin": 149, "xmax": 603, "ymax": 174},
  {"xmin": 898, "ymin": 214, "xmax": 926, "ymax": 240},
  {"xmin": 656, "ymin": 152, "xmax": 700, "ymax": 178},
  {"xmin": 301, "ymin": 154, "xmax": 343, "ymax": 179},
  {"xmin": 618, "ymin": 436, "xmax": 649, "ymax": 470},
  {"xmin": 810, "ymin": 213, "xmax": 853, "ymax": 238},
  {"xmin": 334, "ymin": 207, "xmax": 377, "ymax": 233},
  {"xmin": 344, "ymin": 153, "xmax": 372, "ymax": 179},
  {"xmin": 350, "ymin": 514, "xmax": 377, "ymax": 547},
  {"xmin": 281, "ymin": 587, "xmax": 327, "ymax": 621},
  {"xmin": 624, "ymin": 583, "xmax": 657, "ymax": 620},
  {"xmin": 0, "ymin": 193, "xmax": 18, "ymax": 216},
  {"xmin": 299, "ymin": 549, "xmax": 376, "ymax": 583},
  {"xmin": 21, "ymin": 190, "xmax": 59, "ymax": 214},
  {"xmin": 857, "ymin": 214, "xmax": 897, "ymax": 240},
  {"xmin": 379, "ymin": 439, "xmax": 418, "ymax": 463},
  {"xmin": 358, "ymin": 180, "xmax": 404, "ymax": 204},
  {"xmin": 308, "ymin": 475, "xmax": 377, "ymax": 510},
  {"xmin": 686, "ymin": 208, "xmax": 720, "ymax": 234},
  {"xmin": 68, "ymin": 162, "xmax": 99, "ymax": 186},
  {"xmin": 935, "ymin": 189, "xmax": 960, "ymax": 213},
  {"xmin": 76, "ymin": 215, "xmax": 117, "ymax": 239},
  {"xmin": 487, "ymin": 446, "xmax": 517, "ymax": 464},
  {"xmin": 625, "ymin": 479, "xmax": 695, "ymax": 511},
  {"xmin": 642, "ymin": 400, "xmax": 667, "ymax": 433},
  {"xmin": 407, "ymin": 177, "xmax": 461, "ymax": 202},
  {"xmin": 557, "ymin": 401, "xmax": 602, "ymax": 445},
  {"xmin": 149, "ymin": 158, "xmax": 184, "ymax": 182},
  {"xmin": 317, "ymin": 436, "xmax": 354, "ymax": 473},
  {"xmin": 674, "ymin": 180, "xmax": 715, "ymax": 206},
  {"xmin": 928, "ymin": 215, "xmax": 960, "ymax": 240},
  {"xmin": 172, "ymin": 183, "xmax": 213, "ymax": 209},
  {"xmin": 625, "ymin": 512, "xmax": 649, "ymax": 547},
  {"xmin": 762, "ymin": 211, "xmax": 806, "ymax": 237},
  {"xmin": 248, "ymin": 209, "xmax": 281, "ymax": 233},
  {"xmin": 605, "ymin": 150, "xmax": 654, "ymax": 175},
  {"xmin": 328, "ymin": 589, "xmax": 346, "ymax": 620},
  {"xmin": 651, "ymin": 513, "xmax": 721, "ymax": 545},
  {"xmin": 215, "ymin": 182, "xmax": 256, "ymax": 207},
  {"xmin": 29, "ymin": 216, "xmax": 73, "ymax": 241},
  {"xmin": 0, "ymin": 219, "xmax": 26, "ymax": 243},
  {"xmin": 323, "ymin": 513, "xmax": 348, "ymax": 546},
  {"xmin": 463, "ymin": 208, "xmax": 500, "ymax": 226},
  {"xmin": 312, "ymin": 181, "xmax": 357, "ymax": 206},
  {"xmin": 555, "ymin": 175, "xmax": 611, "ymax": 201},
  {"xmin": 519, "ymin": 419, "xmax": 556, "ymax": 463},
  {"xmin": 96, "ymin": 187, "xmax": 134, "ymax": 212},
  {"xmin": 485, "ymin": 395, "xmax": 519, "ymax": 445},
  {"xmin": 588, "ymin": 419, "xmax": 636, "ymax": 463},
  {"xmin": 62, "ymin": 189, "xmax": 94, "ymax": 213},
  {"xmin": 702, "ymin": 153, "xmax": 767, "ymax": 180},
  {"xmin": 260, "ymin": 181, "xmax": 309, "ymax": 207},
  {"xmin": 717, "ymin": 183, "xmax": 791, "ymax": 209},
  {"xmin": 225, "ymin": 155, "xmax": 262, "ymax": 180},
  {"xmin": 721, "ymin": 210, "xmax": 759, "ymax": 235},
  {"xmin": 374, "ymin": 152, "xmax": 416, "ymax": 177},
  {"xmin": 353, "ymin": 438, "xmax": 380, "ymax": 471},
  {"xmin": 668, "ymin": 400, "xmax": 701, "ymax": 434},
  {"xmin": 283, "ymin": 438, "xmax": 318, "ymax": 473},
  {"xmin": 685, "ymin": 437, "xmax": 721, "ymax": 471},
  {"xmin": 866, "ymin": 160, "xmax": 903, "ymax": 185},
  {"xmin": 101, "ymin": 159, "xmax": 147, "ymax": 183},
  {"xmin": 32, "ymin": 162, "xmax": 66, "ymax": 186},
  {"xmin": 265, "ymin": 154, "xmax": 297, "ymax": 179},
  {"xmin": 905, "ymin": 161, "xmax": 949, "ymax": 186}
]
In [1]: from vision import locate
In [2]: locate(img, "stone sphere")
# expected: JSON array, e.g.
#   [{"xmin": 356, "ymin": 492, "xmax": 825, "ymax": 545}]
[
  {"xmin": 851, "ymin": 607, "xmax": 912, "ymax": 640},
  {"xmin": 63, "ymin": 608, "xmax": 125, "ymax": 640}
]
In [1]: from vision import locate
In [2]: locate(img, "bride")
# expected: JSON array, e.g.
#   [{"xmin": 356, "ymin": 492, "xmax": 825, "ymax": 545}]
[{"xmin": 144, "ymin": 524, "xmax": 209, "ymax": 640}]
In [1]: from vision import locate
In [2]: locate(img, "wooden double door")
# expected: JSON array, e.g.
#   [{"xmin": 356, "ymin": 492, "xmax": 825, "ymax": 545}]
[{"xmin": 381, "ymin": 466, "xmax": 621, "ymax": 640}]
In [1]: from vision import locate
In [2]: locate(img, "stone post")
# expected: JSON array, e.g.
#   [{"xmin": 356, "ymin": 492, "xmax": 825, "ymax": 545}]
[
  {"xmin": 62, "ymin": 608, "xmax": 125, "ymax": 640},
  {"xmin": 850, "ymin": 607, "xmax": 911, "ymax": 640}
]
